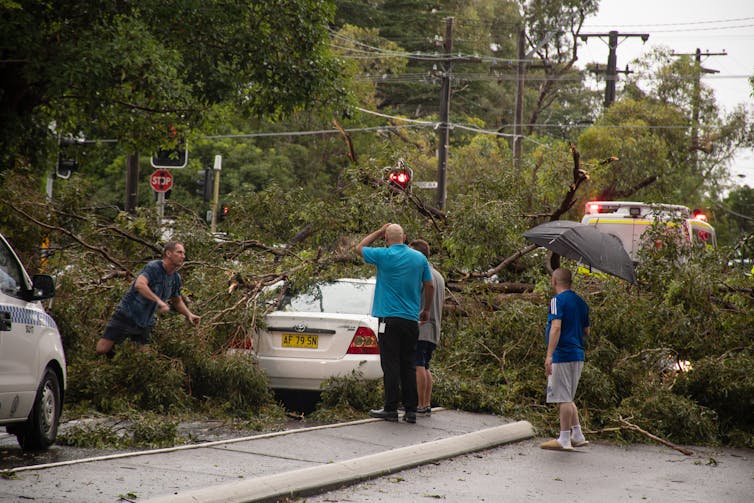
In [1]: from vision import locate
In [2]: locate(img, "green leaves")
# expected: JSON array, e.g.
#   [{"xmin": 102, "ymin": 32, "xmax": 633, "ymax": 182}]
[{"xmin": 1, "ymin": 0, "xmax": 341, "ymax": 172}]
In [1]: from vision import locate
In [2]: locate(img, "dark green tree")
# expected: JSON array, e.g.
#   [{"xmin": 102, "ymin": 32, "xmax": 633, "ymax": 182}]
[{"xmin": 0, "ymin": 0, "xmax": 342, "ymax": 174}]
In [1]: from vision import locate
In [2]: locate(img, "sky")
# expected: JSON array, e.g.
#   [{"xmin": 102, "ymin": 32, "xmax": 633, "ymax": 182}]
[{"xmin": 579, "ymin": 0, "xmax": 754, "ymax": 188}]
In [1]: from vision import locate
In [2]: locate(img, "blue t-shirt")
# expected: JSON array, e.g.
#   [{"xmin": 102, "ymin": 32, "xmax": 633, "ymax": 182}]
[
  {"xmin": 119, "ymin": 260, "xmax": 182, "ymax": 328},
  {"xmin": 362, "ymin": 244, "xmax": 432, "ymax": 321},
  {"xmin": 546, "ymin": 289, "xmax": 590, "ymax": 363}
]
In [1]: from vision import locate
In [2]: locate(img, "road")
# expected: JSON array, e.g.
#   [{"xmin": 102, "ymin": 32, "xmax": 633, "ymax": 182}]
[
  {"xmin": 301, "ymin": 437, "xmax": 754, "ymax": 503},
  {"xmin": 1, "ymin": 410, "xmax": 751, "ymax": 503}
]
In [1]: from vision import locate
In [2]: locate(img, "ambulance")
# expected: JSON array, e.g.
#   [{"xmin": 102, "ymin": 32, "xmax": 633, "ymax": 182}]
[{"xmin": 580, "ymin": 201, "xmax": 716, "ymax": 262}]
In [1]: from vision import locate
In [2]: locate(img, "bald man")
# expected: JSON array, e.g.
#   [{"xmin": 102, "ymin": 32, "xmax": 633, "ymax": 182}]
[
  {"xmin": 540, "ymin": 268, "xmax": 590, "ymax": 451},
  {"xmin": 356, "ymin": 223, "xmax": 434, "ymax": 424}
]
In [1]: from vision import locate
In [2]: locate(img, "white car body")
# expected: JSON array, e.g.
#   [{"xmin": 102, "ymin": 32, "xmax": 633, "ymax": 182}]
[
  {"xmin": 0, "ymin": 232, "xmax": 66, "ymax": 449},
  {"xmin": 254, "ymin": 278, "xmax": 382, "ymax": 391}
]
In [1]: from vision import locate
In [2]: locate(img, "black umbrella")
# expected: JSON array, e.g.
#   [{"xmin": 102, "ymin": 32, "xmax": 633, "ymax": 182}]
[{"xmin": 523, "ymin": 220, "xmax": 637, "ymax": 283}]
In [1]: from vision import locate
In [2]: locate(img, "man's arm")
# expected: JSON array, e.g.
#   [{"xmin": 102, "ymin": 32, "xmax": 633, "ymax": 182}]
[
  {"xmin": 419, "ymin": 280, "xmax": 434, "ymax": 323},
  {"xmin": 172, "ymin": 295, "xmax": 200, "ymax": 325},
  {"xmin": 355, "ymin": 223, "xmax": 390, "ymax": 256},
  {"xmin": 134, "ymin": 274, "xmax": 170, "ymax": 314},
  {"xmin": 545, "ymin": 319, "xmax": 562, "ymax": 376}
]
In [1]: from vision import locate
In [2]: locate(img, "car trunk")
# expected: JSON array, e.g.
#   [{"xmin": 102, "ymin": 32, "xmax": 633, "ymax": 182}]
[{"xmin": 257, "ymin": 311, "xmax": 375, "ymax": 360}]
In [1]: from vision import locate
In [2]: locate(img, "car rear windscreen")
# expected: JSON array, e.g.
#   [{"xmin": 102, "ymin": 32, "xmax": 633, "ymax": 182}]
[{"xmin": 280, "ymin": 281, "xmax": 375, "ymax": 315}]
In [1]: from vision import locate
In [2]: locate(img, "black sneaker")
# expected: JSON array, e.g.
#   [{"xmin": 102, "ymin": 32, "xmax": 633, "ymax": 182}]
[
  {"xmin": 368, "ymin": 408, "xmax": 399, "ymax": 422},
  {"xmin": 417, "ymin": 406, "xmax": 432, "ymax": 416},
  {"xmin": 403, "ymin": 411, "xmax": 417, "ymax": 423}
]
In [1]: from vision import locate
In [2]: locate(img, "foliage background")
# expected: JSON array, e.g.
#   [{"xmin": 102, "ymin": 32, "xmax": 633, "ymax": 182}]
[{"xmin": 0, "ymin": 0, "xmax": 752, "ymax": 448}]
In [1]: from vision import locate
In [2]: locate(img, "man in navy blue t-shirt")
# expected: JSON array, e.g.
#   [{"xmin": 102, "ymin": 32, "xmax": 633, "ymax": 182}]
[
  {"xmin": 96, "ymin": 241, "xmax": 200, "ymax": 357},
  {"xmin": 540, "ymin": 268, "xmax": 590, "ymax": 451}
]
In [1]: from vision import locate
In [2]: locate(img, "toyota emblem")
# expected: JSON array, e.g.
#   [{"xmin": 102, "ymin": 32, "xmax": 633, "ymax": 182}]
[{"xmin": 294, "ymin": 323, "xmax": 307, "ymax": 333}]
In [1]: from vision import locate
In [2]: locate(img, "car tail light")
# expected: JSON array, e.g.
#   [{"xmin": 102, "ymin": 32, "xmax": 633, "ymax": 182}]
[
  {"xmin": 347, "ymin": 327, "xmax": 379, "ymax": 355},
  {"xmin": 228, "ymin": 337, "xmax": 253, "ymax": 350}
]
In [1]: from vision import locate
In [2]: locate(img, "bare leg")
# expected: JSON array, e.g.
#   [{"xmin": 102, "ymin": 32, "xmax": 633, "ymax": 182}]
[
  {"xmin": 416, "ymin": 366, "xmax": 428, "ymax": 408},
  {"xmin": 425, "ymin": 369, "xmax": 433, "ymax": 408},
  {"xmin": 559, "ymin": 402, "xmax": 579, "ymax": 430}
]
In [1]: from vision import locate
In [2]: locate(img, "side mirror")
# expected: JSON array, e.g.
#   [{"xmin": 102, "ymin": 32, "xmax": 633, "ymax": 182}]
[{"xmin": 30, "ymin": 274, "xmax": 55, "ymax": 300}]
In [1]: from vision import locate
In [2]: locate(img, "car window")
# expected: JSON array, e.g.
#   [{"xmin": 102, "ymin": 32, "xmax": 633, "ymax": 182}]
[
  {"xmin": 279, "ymin": 281, "xmax": 374, "ymax": 315},
  {"xmin": 0, "ymin": 239, "xmax": 24, "ymax": 298}
]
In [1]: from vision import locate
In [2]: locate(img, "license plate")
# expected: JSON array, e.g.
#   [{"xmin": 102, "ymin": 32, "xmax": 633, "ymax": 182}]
[{"xmin": 282, "ymin": 333, "xmax": 318, "ymax": 348}]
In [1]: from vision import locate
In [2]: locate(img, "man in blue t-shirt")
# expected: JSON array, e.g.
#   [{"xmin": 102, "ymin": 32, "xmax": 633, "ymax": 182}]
[
  {"xmin": 96, "ymin": 241, "xmax": 200, "ymax": 357},
  {"xmin": 540, "ymin": 267, "xmax": 590, "ymax": 451},
  {"xmin": 357, "ymin": 223, "xmax": 434, "ymax": 423}
]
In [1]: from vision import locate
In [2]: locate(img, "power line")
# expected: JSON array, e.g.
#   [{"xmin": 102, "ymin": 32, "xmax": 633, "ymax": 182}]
[
  {"xmin": 83, "ymin": 120, "xmax": 735, "ymax": 145},
  {"xmin": 329, "ymin": 30, "xmax": 535, "ymax": 64},
  {"xmin": 651, "ymin": 23, "xmax": 754, "ymax": 33},
  {"xmin": 352, "ymin": 72, "xmax": 752, "ymax": 84},
  {"xmin": 584, "ymin": 16, "xmax": 754, "ymax": 28}
]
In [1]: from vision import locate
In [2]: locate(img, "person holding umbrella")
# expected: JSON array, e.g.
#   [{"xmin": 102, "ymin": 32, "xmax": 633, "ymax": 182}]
[{"xmin": 540, "ymin": 267, "xmax": 590, "ymax": 451}]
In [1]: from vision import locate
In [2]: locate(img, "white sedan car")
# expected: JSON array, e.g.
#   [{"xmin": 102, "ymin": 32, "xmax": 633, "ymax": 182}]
[{"xmin": 254, "ymin": 278, "xmax": 382, "ymax": 391}]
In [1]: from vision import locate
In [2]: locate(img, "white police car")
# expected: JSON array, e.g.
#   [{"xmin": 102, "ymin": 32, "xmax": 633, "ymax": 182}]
[{"xmin": 0, "ymin": 232, "xmax": 66, "ymax": 450}]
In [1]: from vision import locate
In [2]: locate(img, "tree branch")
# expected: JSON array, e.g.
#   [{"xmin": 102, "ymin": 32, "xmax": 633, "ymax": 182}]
[{"xmin": 9, "ymin": 203, "xmax": 132, "ymax": 276}]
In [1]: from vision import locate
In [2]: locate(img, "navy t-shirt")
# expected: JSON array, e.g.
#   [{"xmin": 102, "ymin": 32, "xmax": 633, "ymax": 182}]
[{"xmin": 119, "ymin": 260, "xmax": 182, "ymax": 327}]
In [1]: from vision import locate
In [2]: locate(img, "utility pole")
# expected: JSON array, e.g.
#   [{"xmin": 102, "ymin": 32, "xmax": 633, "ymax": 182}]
[
  {"xmin": 436, "ymin": 17, "xmax": 453, "ymax": 211},
  {"xmin": 125, "ymin": 152, "xmax": 139, "ymax": 213},
  {"xmin": 580, "ymin": 30, "xmax": 649, "ymax": 108},
  {"xmin": 429, "ymin": 17, "xmax": 481, "ymax": 210},
  {"xmin": 512, "ymin": 27, "xmax": 526, "ymax": 170},
  {"xmin": 670, "ymin": 48, "xmax": 727, "ymax": 169},
  {"xmin": 507, "ymin": 25, "xmax": 560, "ymax": 171}
]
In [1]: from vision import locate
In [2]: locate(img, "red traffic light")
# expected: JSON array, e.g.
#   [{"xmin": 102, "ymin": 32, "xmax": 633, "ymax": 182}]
[
  {"xmin": 218, "ymin": 202, "xmax": 229, "ymax": 221},
  {"xmin": 387, "ymin": 168, "xmax": 412, "ymax": 190}
]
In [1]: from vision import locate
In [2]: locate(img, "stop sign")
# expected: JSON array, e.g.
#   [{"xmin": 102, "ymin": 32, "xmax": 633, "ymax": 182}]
[{"xmin": 150, "ymin": 169, "xmax": 174, "ymax": 193}]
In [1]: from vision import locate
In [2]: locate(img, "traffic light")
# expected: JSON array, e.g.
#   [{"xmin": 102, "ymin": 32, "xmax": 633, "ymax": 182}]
[
  {"xmin": 153, "ymin": 189, "xmax": 172, "ymax": 201},
  {"xmin": 56, "ymin": 136, "xmax": 85, "ymax": 179},
  {"xmin": 151, "ymin": 126, "xmax": 188, "ymax": 168},
  {"xmin": 217, "ymin": 202, "xmax": 229, "ymax": 222},
  {"xmin": 196, "ymin": 168, "xmax": 213, "ymax": 202},
  {"xmin": 56, "ymin": 158, "xmax": 78, "ymax": 179},
  {"xmin": 151, "ymin": 139, "xmax": 188, "ymax": 168},
  {"xmin": 385, "ymin": 167, "xmax": 413, "ymax": 191}
]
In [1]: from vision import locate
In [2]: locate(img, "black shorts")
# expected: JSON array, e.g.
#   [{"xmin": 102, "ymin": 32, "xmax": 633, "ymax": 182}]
[
  {"xmin": 102, "ymin": 308, "xmax": 151, "ymax": 345},
  {"xmin": 415, "ymin": 340, "xmax": 436, "ymax": 368}
]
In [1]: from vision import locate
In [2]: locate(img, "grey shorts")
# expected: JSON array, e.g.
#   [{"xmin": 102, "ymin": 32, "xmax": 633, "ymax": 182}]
[{"xmin": 546, "ymin": 360, "xmax": 584, "ymax": 403}]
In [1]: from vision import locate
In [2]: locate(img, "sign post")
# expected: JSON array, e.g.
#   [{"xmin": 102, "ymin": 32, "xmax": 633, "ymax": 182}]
[
  {"xmin": 210, "ymin": 155, "xmax": 222, "ymax": 233},
  {"xmin": 151, "ymin": 169, "xmax": 174, "ymax": 221}
]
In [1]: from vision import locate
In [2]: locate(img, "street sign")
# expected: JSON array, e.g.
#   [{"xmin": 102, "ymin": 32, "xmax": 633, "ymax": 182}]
[
  {"xmin": 414, "ymin": 181, "xmax": 438, "ymax": 189},
  {"xmin": 150, "ymin": 169, "xmax": 174, "ymax": 193}
]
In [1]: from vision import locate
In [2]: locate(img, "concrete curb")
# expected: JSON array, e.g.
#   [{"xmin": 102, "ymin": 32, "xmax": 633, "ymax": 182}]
[{"xmin": 144, "ymin": 420, "xmax": 535, "ymax": 503}]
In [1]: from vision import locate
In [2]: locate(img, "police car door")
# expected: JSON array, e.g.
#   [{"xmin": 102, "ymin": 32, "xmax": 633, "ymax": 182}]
[{"xmin": 0, "ymin": 236, "xmax": 37, "ymax": 420}]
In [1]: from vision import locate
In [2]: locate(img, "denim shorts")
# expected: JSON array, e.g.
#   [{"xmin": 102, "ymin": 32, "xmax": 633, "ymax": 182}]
[
  {"xmin": 102, "ymin": 308, "xmax": 151, "ymax": 345},
  {"xmin": 415, "ymin": 340, "xmax": 436, "ymax": 368}
]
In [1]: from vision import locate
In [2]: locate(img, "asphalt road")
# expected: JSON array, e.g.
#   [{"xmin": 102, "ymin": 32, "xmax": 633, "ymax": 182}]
[
  {"xmin": 1, "ymin": 410, "xmax": 751, "ymax": 503},
  {"xmin": 301, "ymin": 437, "xmax": 754, "ymax": 503},
  {"xmin": 0, "ymin": 409, "xmax": 530, "ymax": 502}
]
